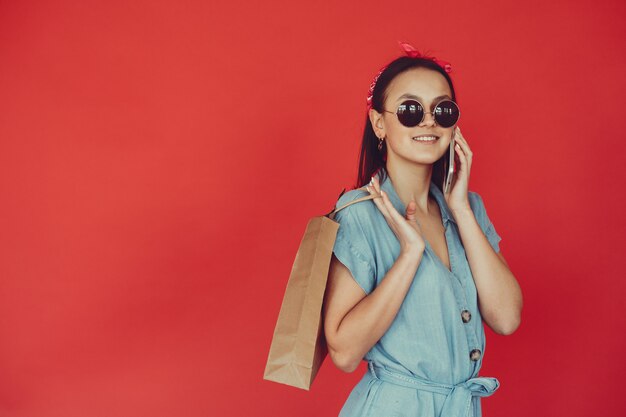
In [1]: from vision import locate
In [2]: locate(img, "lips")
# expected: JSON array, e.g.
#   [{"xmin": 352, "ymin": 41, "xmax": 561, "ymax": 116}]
[
  {"xmin": 412, "ymin": 135, "xmax": 439, "ymax": 142},
  {"xmin": 412, "ymin": 134, "xmax": 440, "ymax": 139}
]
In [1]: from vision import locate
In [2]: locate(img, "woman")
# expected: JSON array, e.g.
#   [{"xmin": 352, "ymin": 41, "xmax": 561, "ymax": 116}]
[{"xmin": 322, "ymin": 42, "xmax": 523, "ymax": 417}]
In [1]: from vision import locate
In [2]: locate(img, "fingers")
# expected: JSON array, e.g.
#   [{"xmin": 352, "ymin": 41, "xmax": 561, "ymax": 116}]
[
  {"xmin": 380, "ymin": 189, "xmax": 410, "ymax": 226},
  {"xmin": 405, "ymin": 200, "xmax": 416, "ymax": 221},
  {"xmin": 455, "ymin": 142, "xmax": 466, "ymax": 173},
  {"xmin": 366, "ymin": 184, "xmax": 384, "ymax": 212},
  {"xmin": 370, "ymin": 177, "xmax": 389, "ymax": 215},
  {"xmin": 368, "ymin": 176, "xmax": 415, "ymax": 226},
  {"xmin": 368, "ymin": 176, "xmax": 392, "ymax": 219},
  {"xmin": 379, "ymin": 188, "xmax": 425, "ymax": 241},
  {"xmin": 370, "ymin": 175, "xmax": 381, "ymax": 195},
  {"xmin": 405, "ymin": 200, "xmax": 423, "ymax": 234},
  {"xmin": 366, "ymin": 177, "xmax": 399, "ymax": 234},
  {"xmin": 453, "ymin": 127, "xmax": 472, "ymax": 160},
  {"xmin": 367, "ymin": 176, "xmax": 424, "ymax": 244},
  {"xmin": 452, "ymin": 127, "xmax": 472, "ymax": 177}
]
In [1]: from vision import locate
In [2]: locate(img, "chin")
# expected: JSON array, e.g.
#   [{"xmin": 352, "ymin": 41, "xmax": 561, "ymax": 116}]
[
  {"xmin": 388, "ymin": 140, "xmax": 448, "ymax": 163},
  {"xmin": 403, "ymin": 153, "xmax": 443, "ymax": 166},
  {"xmin": 409, "ymin": 140, "xmax": 448, "ymax": 156}
]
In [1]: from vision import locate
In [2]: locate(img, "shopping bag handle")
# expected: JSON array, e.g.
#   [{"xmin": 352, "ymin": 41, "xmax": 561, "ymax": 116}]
[{"xmin": 325, "ymin": 186, "xmax": 379, "ymax": 220}]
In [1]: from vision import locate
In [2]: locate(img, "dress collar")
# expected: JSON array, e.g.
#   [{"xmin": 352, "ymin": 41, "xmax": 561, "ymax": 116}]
[{"xmin": 378, "ymin": 171, "xmax": 456, "ymax": 226}]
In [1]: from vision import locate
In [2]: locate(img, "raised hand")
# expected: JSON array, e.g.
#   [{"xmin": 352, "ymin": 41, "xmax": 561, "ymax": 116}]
[
  {"xmin": 366, "ymin": 175, "xmax": 426, "ymax": 255},
  {"xmin": 445, "ymin": 126, "xmax": 472, "ymax": 212}
]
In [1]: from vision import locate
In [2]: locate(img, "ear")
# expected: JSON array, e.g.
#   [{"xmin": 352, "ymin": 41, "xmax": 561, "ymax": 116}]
[{"xmin": 369, "ymin": 108, "xmax": 385, "ymax": 138}]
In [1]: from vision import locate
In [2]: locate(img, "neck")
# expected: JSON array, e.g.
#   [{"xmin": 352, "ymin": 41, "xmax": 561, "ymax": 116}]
[{"xmin": 385, "ymin": 156, "xmax": 434, "ymax": 215}]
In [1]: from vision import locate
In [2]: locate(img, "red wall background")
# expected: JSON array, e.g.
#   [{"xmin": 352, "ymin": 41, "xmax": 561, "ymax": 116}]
[{"xmin": 1, "ymin": 1, "xmax": 625, "ymax": 416}]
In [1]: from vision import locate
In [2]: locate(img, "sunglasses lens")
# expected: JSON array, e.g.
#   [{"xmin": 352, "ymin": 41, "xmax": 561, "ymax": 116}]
[
  {"xmin": 396, "ymin": 100, "xmax": 423, "ymax": 127},
  {"xmin": 434, "ymin": 100, "xmax": 460, "ymax": 128}
]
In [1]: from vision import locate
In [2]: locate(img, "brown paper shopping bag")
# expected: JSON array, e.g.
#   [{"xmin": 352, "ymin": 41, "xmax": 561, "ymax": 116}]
[{"xmin": 263, "ymin": 186, "xmax": 375, "ymax": 390}]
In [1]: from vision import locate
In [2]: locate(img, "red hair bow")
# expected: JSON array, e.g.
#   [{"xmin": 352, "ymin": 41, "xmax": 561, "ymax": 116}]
[{"xmin": 397, "ymin": 41, "xmax": 452, "ymax": 73}]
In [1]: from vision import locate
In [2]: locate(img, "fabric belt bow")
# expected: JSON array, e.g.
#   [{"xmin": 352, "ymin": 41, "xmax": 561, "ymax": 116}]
[{"xmin": 368, "ymin": 361, "xmax": 500, "ymax": 417}]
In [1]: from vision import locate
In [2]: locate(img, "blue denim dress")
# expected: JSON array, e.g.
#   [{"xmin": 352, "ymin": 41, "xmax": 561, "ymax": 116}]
[{"xmin": 331, "ymin": 172, "xmax": 502, "ymax": 417}]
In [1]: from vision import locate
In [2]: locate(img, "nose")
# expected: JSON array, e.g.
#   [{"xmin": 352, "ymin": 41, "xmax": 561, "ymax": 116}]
[{"xmin": 420, "ymin": 111, "xmax": 437, "ymax": 127}]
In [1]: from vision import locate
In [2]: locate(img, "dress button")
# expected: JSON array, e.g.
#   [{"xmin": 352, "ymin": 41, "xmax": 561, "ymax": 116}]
[
  {"xmin": 461, "ymin": 309, "xmax": 472, "ymax": 323},
  {"xmin": 470, "ymin": 349, "xmax": 482, "ymax": 361}
]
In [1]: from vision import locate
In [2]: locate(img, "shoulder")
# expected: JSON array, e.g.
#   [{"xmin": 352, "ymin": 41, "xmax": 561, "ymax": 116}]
[
  {"xmin": 467, "ymin": 190, "xmax": 486, "ymax": 213},
  {"xmin": 333, "ymin": 187, "xmax": 378, "ymax": 224},
  {"xmin": 335, "ymin": 187, "xmax": 369, "ymax": 209},
  {"xmin": 467, "ymin": 190, "xmax": 497, "ymax": 231}
]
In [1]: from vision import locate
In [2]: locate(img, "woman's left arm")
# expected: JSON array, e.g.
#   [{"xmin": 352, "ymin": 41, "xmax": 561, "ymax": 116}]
[
  {"xmin": 452, "ymin": 208, "xmax": 523, "ymax": 335},
  {"xmin": 445, "ymin": 126, "xmax": 523, "ymax": 335}
]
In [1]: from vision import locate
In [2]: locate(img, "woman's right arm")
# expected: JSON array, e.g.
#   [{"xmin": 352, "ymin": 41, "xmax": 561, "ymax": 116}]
[
  {"xmin": 323, "ymin": 246, "xmax": 423, "ymax": 373},
  {"xmin": 323, "ymin": 176, "xmax": 426, "ymax": 373}
]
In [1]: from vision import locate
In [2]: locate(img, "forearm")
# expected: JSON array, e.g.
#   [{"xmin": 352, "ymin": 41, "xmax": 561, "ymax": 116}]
[
  {"xmin": 333, "ymin": 249, "xmax": 423, "ymax": 371},
  {"xmin": 452, "ymin": 207, "xmax": 523, "ymax": 335}
]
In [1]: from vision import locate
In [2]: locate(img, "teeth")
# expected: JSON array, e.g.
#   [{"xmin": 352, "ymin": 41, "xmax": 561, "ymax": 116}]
[{"xmin": 412, "ymin": 136, "xmax": 437, "ymax": 141}]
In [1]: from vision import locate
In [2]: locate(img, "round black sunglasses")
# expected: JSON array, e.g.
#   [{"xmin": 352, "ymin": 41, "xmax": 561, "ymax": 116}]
[{"xmin": 383, "ymin": 99, "xmax": 460, "ymax": 128}]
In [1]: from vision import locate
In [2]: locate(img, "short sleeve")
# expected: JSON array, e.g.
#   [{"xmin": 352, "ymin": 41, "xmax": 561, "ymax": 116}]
[
  {"xmin": 332, "ymin": 200, "xmax": 377, "ymax": 295},
  {"xmin": 468, "ymin": 191, "xmax": 502, "ymax": 253}
]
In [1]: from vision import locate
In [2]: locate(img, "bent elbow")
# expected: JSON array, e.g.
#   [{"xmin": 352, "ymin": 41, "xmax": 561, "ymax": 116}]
[
  {"xmin": 498, "ymin": 315, "xmax": 521, "ymax": 335},
  {"xmin": 328, "ymin": 347, "xmax": 361, "ymax": 373}
]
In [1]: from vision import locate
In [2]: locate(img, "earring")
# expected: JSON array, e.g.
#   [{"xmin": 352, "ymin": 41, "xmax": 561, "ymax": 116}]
[{"xmin": 378, "ymin": 137, "xmax": 384, "ymax": 151}]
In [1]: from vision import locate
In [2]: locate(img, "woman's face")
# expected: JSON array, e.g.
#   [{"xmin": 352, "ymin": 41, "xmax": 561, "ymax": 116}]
[{"xmin": 371, "ymin": 67, "xmax": 456, "ymax": 167}]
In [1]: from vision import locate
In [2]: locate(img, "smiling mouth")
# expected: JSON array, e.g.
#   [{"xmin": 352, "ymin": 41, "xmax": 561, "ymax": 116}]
[{"xmin": 412, "ymin": 136, "xmax": 439, "ymax": 142}]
